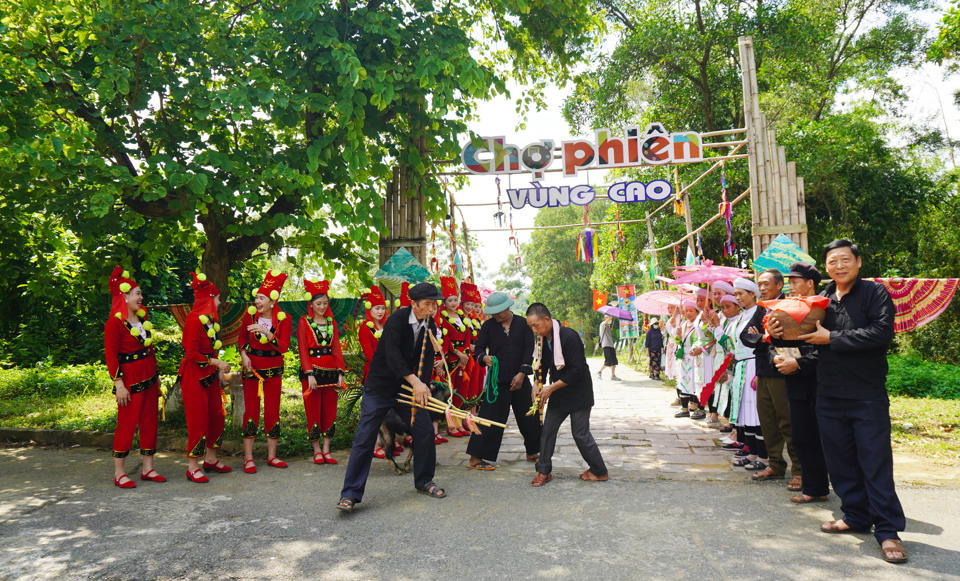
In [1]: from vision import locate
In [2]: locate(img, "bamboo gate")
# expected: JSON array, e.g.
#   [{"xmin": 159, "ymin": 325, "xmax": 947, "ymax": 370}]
[{"xmin": 377, "ymin": 36, "xmax": 809, "ymax": 302}]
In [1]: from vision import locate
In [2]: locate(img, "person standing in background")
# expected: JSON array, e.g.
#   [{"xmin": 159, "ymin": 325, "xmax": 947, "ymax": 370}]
[{"xmin": 597, "ymin": 314, "xmax": 620, "ymax": 381}]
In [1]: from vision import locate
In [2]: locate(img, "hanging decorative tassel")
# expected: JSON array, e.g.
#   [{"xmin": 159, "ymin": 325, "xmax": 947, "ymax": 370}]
[
  {"xmin": 494, "ymin": 177, "xmax": 505, "ymax": 227},
  {"xmin": 673, "ymin": 167, "xmax": 685, "ymax": 217},
  {"xmin": 576, "ymin": 206, "xmax": 600, "ymax": 263},
  {"xmin": 696, "ymin": 232, "xmax": 705, "ymax": 265},
  {"xmin": 673, "ymin": 245, "xmax": 680, "ymax": 267},
  {"xmin": 719, "ymin": 161, "xmax": 736, "ymax": 257}
]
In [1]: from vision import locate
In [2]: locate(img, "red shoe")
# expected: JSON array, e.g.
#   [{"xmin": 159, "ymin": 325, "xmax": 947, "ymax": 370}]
[
  {"xmin": 435, "ymin": 434, "xmax": 448, "ymax": 444},
  {"xmin": 395, "ymin": 444, "xmax": 404, "ymax": 453},
  {"xmin": 457, "ymin": 428, "xmax": 471, "ymax": 437},
  {"xmin": 266, "ymin": 457, "xmax": 288, "ymax": 469},
  {"xmin": 202, "ymin": 460, "xmax": 233, "ymax": 473},
  {"xmin": 373, "ymin": 447, "xmax": 386, "ymax": 459},
  {"xmin": 243, "ymin": 459, "xmax": 257, "ymax": 473},
  {"xmin": 402, "ymin": 436, "xmax": 413, "ymax": 446},
  {"xmin": 314, "ymin": 453, "xmax": 325, "ymax": 464},
  {"xmin": 322, "ymin": 453, "xmax": 338, "ymax": 464},
  {"xmin": 140, "ymin": 470, "xmax": 167, "ymax": 483},
  {"xmin": 114, "ymin": 474, "xmax": 136, "ymax": 489},
  {"xmin": 186, "ymin": 469, "xmax": 209, "ymax": 483},
  {"xmin": 446, "ymin": 429, "xmax": 463, "ymax": 438}
]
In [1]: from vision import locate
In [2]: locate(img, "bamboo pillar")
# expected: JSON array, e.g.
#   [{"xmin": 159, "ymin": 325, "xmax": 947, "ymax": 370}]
[
  {"xmin": 739, "ymin": 36, "xmax": 768, "ymax": 258},
  {"xmin": 797, "ymin": 176, "xmax": 808, "ymax": 251},
  {"xmin": 682, "ymin": 182, "xmax": 695, "ymax": 258}
]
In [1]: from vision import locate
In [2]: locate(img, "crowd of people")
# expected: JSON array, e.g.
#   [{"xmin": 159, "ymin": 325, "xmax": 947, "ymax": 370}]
[{"xmin": 103, "ymin": 238, "xmax": 908, "ymax": 564}]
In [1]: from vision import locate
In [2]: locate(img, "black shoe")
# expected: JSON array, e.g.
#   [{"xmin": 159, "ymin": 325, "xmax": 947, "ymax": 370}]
[
  {"xmin": 735, "ymin": 449, "xmax": 751, "ymax": 457},
  {"xmin": 721, "ymin": 442, "xmax": 744, "ymax": 451},
  {"xmin": 744, "ymin": 460, "xmax": 767, "ymax": 471}
]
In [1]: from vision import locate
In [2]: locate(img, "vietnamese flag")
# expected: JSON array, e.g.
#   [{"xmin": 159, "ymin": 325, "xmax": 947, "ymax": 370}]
[{"xmin": 592, "ymin": 290, "xmax": 608, "ymax": 311}]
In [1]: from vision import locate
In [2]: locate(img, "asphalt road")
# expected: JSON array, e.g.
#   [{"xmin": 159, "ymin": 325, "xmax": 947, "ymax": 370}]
[{"xmin": 1, "ymin": 445, "xmax": 959, "ymax": 581}]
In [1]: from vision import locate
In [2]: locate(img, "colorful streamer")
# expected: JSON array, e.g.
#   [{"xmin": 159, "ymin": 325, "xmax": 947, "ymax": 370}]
[{"xmin": 719, "ymin": 161, "xmax": 735, "ymax": 257}]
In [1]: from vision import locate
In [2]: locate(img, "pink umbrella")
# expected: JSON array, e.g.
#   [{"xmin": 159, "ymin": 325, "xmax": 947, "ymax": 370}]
[
  {"xmin": 635, "ymin": 291, "xmax": 694, "ymax": 315},
  {"xmin": 670, "ymin": 259, "xmax": 751, "ymax": 286},
  {"xmin": 656, "ymin": 276, "xmax": 701, "ymax": 293},
  {"xmin": 478, "ymin": 286, "xmax": 517, "ymax": 301}
]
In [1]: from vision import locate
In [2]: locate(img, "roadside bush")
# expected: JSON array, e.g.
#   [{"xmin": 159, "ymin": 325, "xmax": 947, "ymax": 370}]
[
  {"xmin": 0, "ymin": 363, "xmax": 113, "ymax": 399},
  {"xmin": 887, "ymin": 354, "xmax": 960, "ymax": 400}
]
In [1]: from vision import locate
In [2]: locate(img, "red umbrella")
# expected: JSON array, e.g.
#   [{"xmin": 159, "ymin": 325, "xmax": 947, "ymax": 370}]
[{"xmin": 670, "ymin": 260, "xmax": 751, "ymax": 285}]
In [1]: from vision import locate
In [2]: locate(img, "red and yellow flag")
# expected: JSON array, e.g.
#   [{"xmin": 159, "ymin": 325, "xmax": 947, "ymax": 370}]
[{"xmin": 592, "ymin": 290, "xmax": 608, "ymax": 311}]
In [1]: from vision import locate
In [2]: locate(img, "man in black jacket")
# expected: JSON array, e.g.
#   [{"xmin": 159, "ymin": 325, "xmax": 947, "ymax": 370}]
[
  {"xmin": 526, "ymin": 303, "xmax": 608, "ymax": 487},
  {"xmin": 741, "ymin": 269, "xmax": 801, "ymax": 484},
  {"xmin": 337, "ymin": 283, "xmax": 446, "ymax": 512},
  {"xmin": 799, "ymin": 240, "xmax": 907, "ymax": 563},
  {"xmin": 465, "ymin": 292, "xmax": 541, "ymax": 469},
  {"xmin": 769, "ymin": 262, "xmax": 830, "ymax": 504}
]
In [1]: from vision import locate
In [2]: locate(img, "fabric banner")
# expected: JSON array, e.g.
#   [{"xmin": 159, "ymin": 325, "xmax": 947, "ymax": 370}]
[
  {"xmin": 866, "ymin": 278, "xmax": 960, "ymax": 334},
  {"xmin": 592, "ymin": 290, "xmax": 608, "ymax": 311},
  {"xmin": 616, "ymin": 284, "xmax": 639, "ymax": 339},
  {"xmin": 168, "ymin": 299, "xmax": 359, "ymax": 347}
]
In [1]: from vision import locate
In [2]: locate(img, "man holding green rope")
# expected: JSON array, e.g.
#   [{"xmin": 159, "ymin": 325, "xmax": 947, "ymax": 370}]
[{"xmin": 465, "ymin": 292, "xmax": 542, "ymax": 470}]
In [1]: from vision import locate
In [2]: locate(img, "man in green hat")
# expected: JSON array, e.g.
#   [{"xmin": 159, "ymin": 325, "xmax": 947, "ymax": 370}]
[{"xmin": 465, "ymin": 292, "xmax": 542, "ymax": 471}]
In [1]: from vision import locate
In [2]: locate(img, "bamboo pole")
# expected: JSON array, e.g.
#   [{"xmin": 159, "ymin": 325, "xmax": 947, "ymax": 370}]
[
  {"xmin": 768, "ymin": 128, "xmax": 783, "ymax": 233},
  {"xmin": 797, "ymin": 176, "xmax": 808, "ymax": 252},
  {"xmin": 681, "ymin": 182, "xmax": 695, "ymax": 257},
  {"xmin": 739, "ymin": 36, "xmax": 763, "ymax": 260},
  {"xmin": 396, "ymin": 393, "xmax": 508, "ymax": 429},
  {"xmin": 758, "ymin": 114, "xmax": 774, "ymax": 249},
  {"xmin": 778, "ymin": 146, "xmax": 790, "ymax": 241}
]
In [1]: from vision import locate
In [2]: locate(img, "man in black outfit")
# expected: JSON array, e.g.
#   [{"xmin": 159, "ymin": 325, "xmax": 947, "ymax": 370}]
[
  {"xmin": 337, "ymin": 283, "xmax": 446, "ymax": 512},
  {"xmin": 526, "ymin": 303, "xmax": 607, "ymax": 487},
  {"xmin": 466, "ymin": 292, "xmax": 542, "ymax": 470},
  {"xmin": 799, "ymin": 240, "xmax": 907, "ymax": 563},
  {"xmin": 741, "ymin": 269, "xmax": 801, "ymax": 485},
  {"xmin": 768, "ymin": 262, "xmax": 830, "ymax": 504}
]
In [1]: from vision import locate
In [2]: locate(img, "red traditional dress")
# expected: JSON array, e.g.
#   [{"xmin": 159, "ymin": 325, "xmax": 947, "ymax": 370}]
[
  {"xmin": 297, "ymin": 279, "xmax": 346, "ymax": 441},
  {"xmin": 460, "ymin": 281, "xmax": 484, "ymax": 407},
  {"xmin": 179, "ymin": 272, "xmax": 226, "ymax": 458},
  {"xmin": 104, "ymin": 266, "xmax": 160, "ymax": 460},
  {"xmin": 435, "ymin": 277, "xmax": 472, "ymax": 411},
  {"xmin": 358, "ymin": 285, "xmax": 386, "ymax": 383},
  {"xmin": 239, "ymin": 270, "xmax": 292, "ymax": 440}
]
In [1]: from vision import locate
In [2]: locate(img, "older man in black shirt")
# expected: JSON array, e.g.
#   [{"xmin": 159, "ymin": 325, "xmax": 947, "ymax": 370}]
[
  {"xmin": 465, "ymin": 292, "xmax": 542, "ymax": 470},
  {"xmin": 800, "ymin": 240, "xmax": 907, "ymax": 563},
  {"xmin": 527, "ymin": 303, "xmax": 607, "ymax": 487}
]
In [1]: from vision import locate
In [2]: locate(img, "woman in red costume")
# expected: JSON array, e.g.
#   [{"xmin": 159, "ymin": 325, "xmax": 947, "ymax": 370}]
[
  {"xmin": 460, "ymin": 281, "xmax": 484, "ymax": 413},
  {"xmin": 435, "ymin": 276, "xmax": 472, "ymax": 439},
  {"xmin": 297, "ymin": 278, "xmax": 346, "ymax": 465},
  {"xmin": 104, "ymin": 266, "xmax": 164, "ymax": 488},
  {"xmin": 239, "ymin": 270, "xmax": 292, "ymax": 473},
  {"xmin": 180, "ymin": 272, "xmax": 232, "ymax": 483},
  {"xmin": 357, "ymin": 285, "xmax": 387, "ymax": 383}
]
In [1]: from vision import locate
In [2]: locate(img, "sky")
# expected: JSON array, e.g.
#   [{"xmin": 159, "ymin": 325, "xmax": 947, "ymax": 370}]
[{"xmin": 447, "ymin": 6, "xmax": 960, "ymax": 289}]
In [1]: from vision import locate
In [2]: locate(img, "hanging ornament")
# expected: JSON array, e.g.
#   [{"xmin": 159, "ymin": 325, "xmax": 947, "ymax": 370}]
[
  {"xmin": 429, "ymin": 224, "xmax": 439, "ymax": 273},
  {"xmin": 673, "ymin": 166, "xmax": 685, "ymax": 217},
  {"xmin": 718, "ymin": 161, "xmax": 736, "ymax": 257},
  {"xmin": 576, "ymin": 206, "xmax": 600, "ymax": 263},
  {"xmin": 696, "ymin": 232, "xmax": 705, "ymax": 265},
  {"xmin": 673, "ymin": 245, "xmax": 680, "ymax": 267},
  {"xmin": 493, "ymin": 177, "xmax": 505, "ymax": 227}
]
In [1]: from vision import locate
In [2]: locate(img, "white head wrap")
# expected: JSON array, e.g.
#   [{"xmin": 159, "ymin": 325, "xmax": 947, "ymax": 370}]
[
  {"xmin": 713, "ymin": 281, "xmax": 735, "ymax": 294},
  {"xmin": 695, "ymin": 288, "xmax": 709, "ymax": 298},
  {"xmin": 733, "ymin": 277, "xmax": 760, "ymax": 298}
]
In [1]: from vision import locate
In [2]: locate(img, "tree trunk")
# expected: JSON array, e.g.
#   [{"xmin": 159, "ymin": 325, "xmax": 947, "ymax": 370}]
[{"xmin": 199, "ymin": 209, "xmax": 235, "ymax": 315}]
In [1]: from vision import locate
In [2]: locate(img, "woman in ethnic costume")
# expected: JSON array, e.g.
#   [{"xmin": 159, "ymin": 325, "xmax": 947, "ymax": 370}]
[
  {"xmin": 104, "ymin": 266, "xmax": 164, "ymax": 488},
  {"xmin": 297, "ymin": 278, "xmax": 346, "ymax": 464},
  {"xmin": 436, "ymin": 276, "xmax": 472, "ymax": 439},
  {"xmin": 729, "ymin": 278, "xmax": 769, "ymax": 472},
  {"xmin": 239, "ymin": 270, "xmax": 292, "ymax": 473},
  {"xmin": 180, "ymin": 272, "xmax": 232, "ymax": 483},
  {"xmin": 674, "ymin": 300, "xmax": 702, "ymax": 418}
]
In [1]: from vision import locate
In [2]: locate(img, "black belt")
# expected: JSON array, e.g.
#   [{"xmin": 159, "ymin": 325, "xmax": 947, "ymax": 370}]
[
  {"xmin": 242, "ymin": 366, "xmax": 284, "ymax": 380},
  {"xmin": 309, "ymin": 346, "xmax": 333, "ymax": 357},
  {"xmin": 199, "ymin": 371, "xmax": 218, "ymax": 388},
  {"xmin": 118, "ymin": 348, "xmax": 151, "ymax": 364},
  {"xmin": 112, "ymin": 374, "xmax": 158, "ymax": 395},
  {"xmin": 246, "ymin": 347, "xmax": 279, "ymax": 358}
]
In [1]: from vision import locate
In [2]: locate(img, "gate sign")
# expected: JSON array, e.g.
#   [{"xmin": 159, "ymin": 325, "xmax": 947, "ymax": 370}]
[
  {"xmin": 506, "ymin": 180, "xmax": 674, "ymax": 209},
  {"xmin": 461, "ymin": 123, "xmax": 703, "ymax": 180}
]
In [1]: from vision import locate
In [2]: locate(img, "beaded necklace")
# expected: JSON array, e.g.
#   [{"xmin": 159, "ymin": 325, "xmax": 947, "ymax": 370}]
[{"xmin": 310, "ymin": 314, "xmax": 335, "ymax": 346}]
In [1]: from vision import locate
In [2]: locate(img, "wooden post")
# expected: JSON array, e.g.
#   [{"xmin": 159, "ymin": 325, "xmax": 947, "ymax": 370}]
[
  {"xmin": 778, "ymin": 147, "xmax": 790, "ymax": 242},
  {"xmin": 757, "ymin": 115, "xmax": 771, "ymax": 249},
  {"xmin": 768, "ymin": 128, "xmax": 783, "ymax": 237},
  {"xmin": 797, "ymin": 176, "xmax": 808, "ymax": 252},
  {"xmin": 682, "ymin": 183, "xmax": 695, "ymax": 258}
]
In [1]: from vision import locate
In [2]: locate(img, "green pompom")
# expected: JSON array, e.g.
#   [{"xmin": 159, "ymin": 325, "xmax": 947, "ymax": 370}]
[
  {"xmin": 259, "ymin": 335, "xmax": 269, "ymax": 344},
  {"xmin": 119, "ymin": 282, "xmax": 131, "ymax": 293},
  {"xmin": 270, "ymin": 269, "xmax": 280, "ymax": 277},
  {"xmin": 213, "ymin": 323, "xmax": 220, "ymax": 332},
  {"xmin": 442, "ymin": 328, "xmax": 448, "ymax": 336},
  {"xmin": 365, "ymin": 301, "xmax": 372, "ymax": 310},
  {"xmin": 214, "ymin": 340, "xmax": 222, "ymax": 349},
  {"xmin": 114, "ymin": 312, "xmax": 122, "ymax": 319},
  {"xmin": 144, "ymin": 338, "xmax": 153, "ymax": 346},
  {"xmin": 270, "ymin": 290, "xmax": 280, "ymax": 300},
  {"xmin": 136, "ymin": 308, "xmax": 146, "ymax": 317},
  {"xmin": 197, "ymin": 273, "xmax": 207, "ymax": 281},
  {"xmin": 199, "ymin": 315, "xmax": 209, "ymax": 325},
  {"xmin": 374, "ymin": 331, "xmax": 382, "ymax": 339},
  {"xmin": 366, "ymin": 321, "xmax": 374, "ymax": 328},
  {"xmin": 437, "ymin": 300, "xmax": 442, "ymax": 306},
  {"xmin": 130, "ymin": 328, "xmax": 140, "ymax": 337},
  {"xmin": 252, "ymin": 289, "xmax": 259, "ymax": 298},
  {"xmin": 457, "ymin": 309, "xmax": 464, "ymax": 315},
  {"xmin": 142, "ymin": 321, "xmax": 153, "ymax": 331},
  {"xmin": 395, "ymin": 299, "xmax": 400, "ymax": 307},
  {"xmin": 207, "ymin": 329, "xmax": 216, "ymax": 338},
  {"xmin": 310, "ymin": 277, "xmax": 319, "ymax": 283},
  {"xmin": 121, "ymin": 270, "xmax": 130, "ymax": 279},
  {"xmin": 277, "ymin": 312, "xmax": 286, "ymax": 321}
]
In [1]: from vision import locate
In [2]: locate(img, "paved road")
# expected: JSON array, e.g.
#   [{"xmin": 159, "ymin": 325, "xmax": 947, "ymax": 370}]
[{"xmin": 1, "ymin": 361, "xmax": 959, "ymax": 580}]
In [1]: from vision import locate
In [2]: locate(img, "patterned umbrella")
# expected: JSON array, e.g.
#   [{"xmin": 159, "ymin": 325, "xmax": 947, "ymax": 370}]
[
  {"xmin": 670, "ymin": 259, "xmax": 752, "ymax": 285},
  {"xmin": 752, "ymin": 234, "xmax": 816, "ymax": 273},
  {"xmin": 866, "ymin": 278, "xmax": 960, "ymax": 334},
  {"xmin": 634, "ymin": 291, "xmax": 693, "ymax": 315}
]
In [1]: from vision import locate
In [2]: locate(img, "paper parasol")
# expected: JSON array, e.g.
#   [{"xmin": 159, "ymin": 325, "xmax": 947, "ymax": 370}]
[
  {"xmin": 634, "ymin": 291, "xmax": 693, "ymax": 315},
  {"xmin": 670, "ymin": 259, "xmax": 751, "ymax": 285},
  {"xmin": 597, "ymin": 305, "xmax": 634, "ymax": 321}
]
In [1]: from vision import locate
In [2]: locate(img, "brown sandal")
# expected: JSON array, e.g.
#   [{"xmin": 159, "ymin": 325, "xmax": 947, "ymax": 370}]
[
  {"xmin": 578, "ymin": 470, "xmax": 609, "ymax": 482},
  {"xmin": 531, "ymin": 473, "xmax": 552, "ymax": 487},
  {"xmin": 820, "ymin": 520, "xmax": 869, "ymax": 534},
  {"xmin": 881, "ymin": 539, "xmax": 908, "ymax": 563},
  {"xmin": 467, "ymin": 461, "xmax": 495, "ymax": 471},
  {"xmin": 790, "ymin": 494, "xmax": 828, "ymax": 504},
  {"xmin": 787, "ymin": 475, "xmax": 802, "ymax": 491}
]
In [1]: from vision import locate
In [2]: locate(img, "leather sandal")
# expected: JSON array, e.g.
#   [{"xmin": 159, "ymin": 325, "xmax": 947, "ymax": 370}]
[
  {"xmin": 336, "ymin": 497, "xmax": 355, "ymax": 513},
  {"xmin": 531, "ymin": 473, "xmax": 552, "ymax": 487},
  {"xmin": 820, "ymin": 520, "xmax": 870, "ymax": 534},
  {"xmin": 140, "ymin": 470, "xmax": 167, "ymax": 482},
  {"xmin": 322, "ymin": 453, "xmax": 337, "ymax": 464},
  {"xmin": 579, "ymin": 470, "xmax": 609, "ymax": 482},
  {"xmin": 526, "ymin": 454, "xmax": 539, "ymax": 462},
  {"xmin": 881, "ymin": 539, "xmax": 908, "ymax": 563},
  {"xmin": 787, "ymin": 475, "xmax": 802, "ymax": 491},
  {"xmin": 751, "ymin": 466, "xmax": 784, "ymax": 480},
  {"xmin": 467, "ymin": 461, "xmax": 495, "ymax": 471},
  {"xmin": 417, "ymin": 482, "xmax": 447, "ymax": 498},
  {"xmin": 114, "ymin": 474, "xmax": 136, "ymax": 489}
]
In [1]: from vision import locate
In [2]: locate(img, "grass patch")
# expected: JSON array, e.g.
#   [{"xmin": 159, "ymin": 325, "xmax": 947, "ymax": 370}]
[{"xmin": 890, "ymin": 396, "xmax": 960, "ymax": 466}]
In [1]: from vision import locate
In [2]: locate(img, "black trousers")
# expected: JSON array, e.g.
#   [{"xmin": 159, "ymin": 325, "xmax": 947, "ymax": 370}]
[
  {"xmin": 789, "ymin": 394, "xmax": 830, "ymax": 497},
  {"xmin": 466, "ymin": 381, "xmax": 542, "ymax": 462},
  {"xmin": 536, "ymin": 406, "xmax": 607, "ymax": 477},
  {"xmin": 817, "ymin": 396, "xmax": 905, "ymax": 543},
  {"xmin": 340, "ymin": 390, "xmax": 436, "ymax": 503}
]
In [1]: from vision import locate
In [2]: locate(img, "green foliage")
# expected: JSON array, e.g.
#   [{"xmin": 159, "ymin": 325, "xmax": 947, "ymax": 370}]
[
  {"xmin": 886, "ymin": 354, "xmax": 960, "ymax": 400},
  {"xmin": 0, "ymin": 363, "xmax": 113, "ymax": 399},
  {"xmin": 929, "ymin": 0, "xmax": 960, "ymax": 66}
]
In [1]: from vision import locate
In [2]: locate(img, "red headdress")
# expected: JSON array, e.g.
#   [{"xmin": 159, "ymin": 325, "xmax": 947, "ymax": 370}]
[
  {"xmin": 256, "ymin": 270, "xmax": 288, "ymax": 301},
  {"xmin": 398, "ymin": 282, "xmax": 411, "ymax": 308},
  {"xmin": 304, "ymin": 278, "xmax": 331, "ymax": 317},
  {"xmin": 108, "ymin": 265, "xmax": 142, "ymax": 321},
  {"xmin": 190, "ymin": 272, "xmax": 220, "ymax": 320},
  {"xmin": 460, "ymin": 281, "xmax": 481, "ymax": 304},
  {"xmin": 362, "ymin": 286, "xmax": 387, "ymax": 324},
  {"xmin": 440, "ymin": 276, "xmax": 459, "ymax": 300}
]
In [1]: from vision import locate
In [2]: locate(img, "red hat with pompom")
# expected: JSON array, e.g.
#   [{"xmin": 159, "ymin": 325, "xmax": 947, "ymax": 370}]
[
  {"xmin": 304, "ymin": 278, "xmax": 330, "ymax": 298},
  {"xmin": 256, "ymin": 270, "xmax": 288, "ymax": 301},
  {"xmin": 189, "ymin": 272, "xmax": 220, "ymax": 320},
  {"xmin": 398, "ymin": 282, "xmax": 411, "ymax": 307},
  {"xmin": 364, "ymin": 286, "xmax": 386, "ymax": 310},
  {"xmin": 440, "ymin": 276, "xmax": 458, "ymax": 299},
  {"xmin": 460, "ymin": 281, "xmax": 481, "ymax": 304},
  {"xmin": 108, "ymin": 265, "xmax": 145, "ymax": 322}
]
